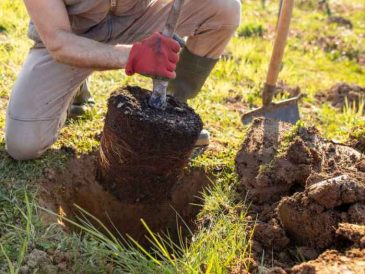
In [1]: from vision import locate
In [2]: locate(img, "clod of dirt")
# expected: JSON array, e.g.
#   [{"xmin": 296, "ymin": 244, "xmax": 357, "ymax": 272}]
[
  {"xmin": 236, "ymin": 118, "xmax": 363, "ymax": 204},
  {"xmin": 97, "ymin": 86, "xmax": 203, "ymax": 203},
  {"xmin": 40, "ymin": 152, "xmax": 211, "ymax": 246},
  {"xmin": 336, "ymin": 223, "xmax": 365, "ymax": 248},
  {"xmin": 235, "ymin": 118, "xmax": 293, "ymax": 203},
  {"xmin": 252, "ymin": 221, "xmax": 290, "ymax": 251},
  {"xmin": 277, "ymin": 176, "xmax": 365, "ymax": 249},
  {"xmin": 291, "ymin": 249, "xmax": 365, "ymax": 274},
  {"xmin": 296, "ymin": 246, "xmax": 319, "ymax": 261},
  {"xmin": 326, "ymin": 83, "xmax": 365, "ymax": 110},
  {"xmin": 307, "ymin": 176, "xmax": 365, "ymax": 209}
]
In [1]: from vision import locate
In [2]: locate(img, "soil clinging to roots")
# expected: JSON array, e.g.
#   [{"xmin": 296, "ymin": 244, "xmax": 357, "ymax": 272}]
[
  {"xmin": 97, "ymin": 86, "xmax": 203, "ymax": 203},
  {"xmin": 235, "ymin": 118, "xmax": 365, "ymax": 273}
]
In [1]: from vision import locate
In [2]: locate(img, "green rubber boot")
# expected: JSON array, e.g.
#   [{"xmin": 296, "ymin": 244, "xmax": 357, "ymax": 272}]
[
  {"xmin": 68, "ymin": 80, "xmax": 95, "ymax": 119},
  {"xmin": 168, "ymin": 48, "xmax": 218, "ymax": 147},
  {"xmin": 168, "ymin": 48, "xmax": 218, "ymax": 103}
]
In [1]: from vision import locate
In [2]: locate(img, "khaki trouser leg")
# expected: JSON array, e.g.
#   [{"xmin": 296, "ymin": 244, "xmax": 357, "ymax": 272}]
[
  {"xmin": 6, "ymin": 0, "xmax": 241, "ymax": 160},
  {"xmin": 5, "ymin": 48, "xmax": 91, "ymax": 160},
  {"xmin": 110, "ymin": 0, "xmax": 241, "ymax": 58}
]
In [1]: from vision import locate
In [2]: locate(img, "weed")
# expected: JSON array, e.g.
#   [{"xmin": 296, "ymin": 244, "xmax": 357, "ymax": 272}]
[{"xmin": 237, "ymin": 23, "xmax": 266, "ymax": 38}]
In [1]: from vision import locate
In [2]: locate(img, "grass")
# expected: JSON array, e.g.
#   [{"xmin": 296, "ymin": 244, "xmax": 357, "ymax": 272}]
[{"xmin": 0, "ymin": 0, "xmax": 365, "ymax": 273}]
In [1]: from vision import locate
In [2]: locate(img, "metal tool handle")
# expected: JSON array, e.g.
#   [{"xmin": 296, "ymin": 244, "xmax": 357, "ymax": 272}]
[
  {"xmin": 149, "ymin": 0, "xmax": 184, "ymax": 110},
  {"xmin": 263, "ymin": 0, "xmax": 294, "ymax": 106}
]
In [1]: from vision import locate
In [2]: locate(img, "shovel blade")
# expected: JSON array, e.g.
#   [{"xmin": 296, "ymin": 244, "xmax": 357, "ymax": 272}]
[{"xmin": 242, "ymin": 96, "xmax": 300, "ymax": 125}]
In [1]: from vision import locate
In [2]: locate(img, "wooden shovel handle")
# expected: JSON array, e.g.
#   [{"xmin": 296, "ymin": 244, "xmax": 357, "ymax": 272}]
[{"xmin": 266, "ymin": 0, "xmax": 294, "ymax": 86}]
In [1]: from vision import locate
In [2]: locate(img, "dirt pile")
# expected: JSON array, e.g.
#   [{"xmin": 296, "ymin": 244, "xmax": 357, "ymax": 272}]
[
  {"xmin": 98, "ymin": 86, "xmax": 203, "ymax": 203},
  {"xmin": 236, "ymin": 118, "xmax": 363, "ymax": 204},
  {"xmin": 318, "ymin": 83, "xmax": 365, "ymax": 110},
  {"xmin": 40, "ymin": 151, "xmax": 211, "ymax": 246},
  {"xmin": 327, "ymin": 16, "xmax": 353, "ymax": 29},
  {"xmin": 235, "ymin": 118, "xmax": 365, "ymax": 272}
]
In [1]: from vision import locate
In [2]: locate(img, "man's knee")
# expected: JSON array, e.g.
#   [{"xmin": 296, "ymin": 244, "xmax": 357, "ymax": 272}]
[
  {"xmin": 6, "ymin": 138, "xmax": 44, "ymax": 161},
  {"xmin": 5, "ymin": 118, "xmax": 55, "ymax": 161},
  {"xmin": 5, "ymin": 133, "xmax": 46, "ymax": 161},
  {"xmin": 210, "ymin": 0, "xmax": 242, "ymax": 29}
]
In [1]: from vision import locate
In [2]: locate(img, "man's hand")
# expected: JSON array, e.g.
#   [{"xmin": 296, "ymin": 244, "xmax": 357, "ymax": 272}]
[{"xmin": 125, "ymin": 33, "xmax": 180, "ymax": 79}]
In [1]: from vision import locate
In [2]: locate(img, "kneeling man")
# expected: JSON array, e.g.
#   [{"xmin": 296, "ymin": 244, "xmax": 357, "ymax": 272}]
[{"xmin": 5, "ymin": 0, "xmax": 241, "ymax": 160}]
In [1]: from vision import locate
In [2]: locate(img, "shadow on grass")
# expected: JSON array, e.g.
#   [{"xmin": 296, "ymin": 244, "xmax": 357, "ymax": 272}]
[{"xmin": 0, "ymin": 140, "xmax": 73, "ymax": 182}]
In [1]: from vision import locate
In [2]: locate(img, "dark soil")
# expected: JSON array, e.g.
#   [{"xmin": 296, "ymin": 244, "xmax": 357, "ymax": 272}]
[
  {"xmin": 97, "ymin": 86, "xmax": 203, "ymax": 203},
  {"xmin": 235, "ymin": 118, "xmax": 365, "ymax": 273},
  {"xmin": 40, "ymin": 152, "xmax": 211, "ymax": 246},
  {"xmin": 327, "ymin": 16, "xmax": 353, "ymax": 29},
  {"xmin": 349, "ymin": 129, "xmax": 365, "ymax": 154},
  {"xmin": 310, "ymin": 35, "xmax": 361, "ymax": 62},
  {"xmin": 276, "ymin": 81, "xmax": 302, "ymax": 98},
  {"xmin": 316, "ymin": 83, "xmax": 365, "ymax": 111}
]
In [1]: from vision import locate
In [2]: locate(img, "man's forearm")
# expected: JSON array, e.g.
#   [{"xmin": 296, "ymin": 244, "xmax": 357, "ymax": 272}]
[{"xmin": 49, "ymin": 30, "xmax": 132, "ymax": 70}]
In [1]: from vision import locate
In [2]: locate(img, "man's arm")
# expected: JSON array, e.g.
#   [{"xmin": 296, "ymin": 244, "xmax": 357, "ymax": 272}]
[{"xmin": 24, "ymin": 0, "xmax": 131, "ymax": 70}]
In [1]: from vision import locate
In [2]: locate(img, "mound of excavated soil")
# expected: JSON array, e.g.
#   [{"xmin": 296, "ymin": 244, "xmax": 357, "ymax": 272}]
[
  {"xmin": 98, "ymin": 86, "xmax": 203, "ymax": 203},
  {"xmin": 40, "ymin": 152, "xmax": 211, "ymax": 246},
  {"xmin": 235, "ymin": 118, "xmax": 365, "ymax": 272},
  {"xmin": 236, "ymin": 118, "xmax": 363, "ymax": 204},
  {"xmin": 317, "ymin": 83, "xmax": 365, "ymax": 110},
  {"xmin": 292, "ymin": 249, "xmax": 365, "ymax": 274}
]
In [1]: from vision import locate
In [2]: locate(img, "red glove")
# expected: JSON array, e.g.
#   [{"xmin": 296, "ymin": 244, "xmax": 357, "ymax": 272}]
[{"xmin": 125, "ymin": 32, "xmax": 180, "ymax": 79}]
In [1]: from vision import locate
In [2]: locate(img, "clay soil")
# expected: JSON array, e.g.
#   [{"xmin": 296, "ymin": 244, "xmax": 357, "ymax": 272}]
[
  {"xmin": 40, "ymin": 152, "xmax": 212, "ymax": 246},
  {"xmin": 235, "ymin": 118, "xmax": 365, "ymax": 273},
  {"xmin": 97, "ymin": 86, "xmax": 203, "ymax": 203}
]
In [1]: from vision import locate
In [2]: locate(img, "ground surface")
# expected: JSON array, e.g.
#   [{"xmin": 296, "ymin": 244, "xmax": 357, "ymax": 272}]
[{"xmin": 1, "ymin": 0, "xmax": 365, "ymax": 273}]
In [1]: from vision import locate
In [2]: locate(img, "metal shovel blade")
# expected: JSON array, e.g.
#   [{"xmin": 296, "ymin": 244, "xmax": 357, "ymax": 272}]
[{"xmin": 241, "ymin": 95, "xmax": 301, "ymax": 125}]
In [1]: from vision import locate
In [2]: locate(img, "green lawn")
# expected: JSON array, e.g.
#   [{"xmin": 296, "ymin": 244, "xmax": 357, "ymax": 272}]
[{"xmin": 0, "ymin": 0, "xmax": 364, "ymax": 273}]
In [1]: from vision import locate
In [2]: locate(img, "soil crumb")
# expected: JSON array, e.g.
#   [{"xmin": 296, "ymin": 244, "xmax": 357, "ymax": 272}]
[
  {"xmin": 40, "ymin": 152, "xmax": 211, "ymax": 246},
  {"xmin": 98, "ymin": 86, "xmax": 203, "ymax": 203},
  {"xmin": 235, "ymin": 118, "xmax": 365, "ymax": 271}
]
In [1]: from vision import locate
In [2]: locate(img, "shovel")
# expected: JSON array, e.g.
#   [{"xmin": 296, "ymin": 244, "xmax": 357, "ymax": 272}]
[
  {"xmin": 241, "ymin": 0, "xmax": 301, "ymax": 125},
  {"xmin": 149, "ymin": 0, "xmax": 184, "ymax": 110}
]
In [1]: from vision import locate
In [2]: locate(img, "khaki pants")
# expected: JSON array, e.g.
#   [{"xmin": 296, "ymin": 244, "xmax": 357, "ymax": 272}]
[{"xmin": 6, "ymin": 0, "xmax": 241, "ymax": 160}]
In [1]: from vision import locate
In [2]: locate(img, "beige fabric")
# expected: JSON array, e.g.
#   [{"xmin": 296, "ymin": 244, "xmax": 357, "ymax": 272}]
[{"xmin": 6, "ymin": 0, "xmax": 241, "ymax": 160}]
